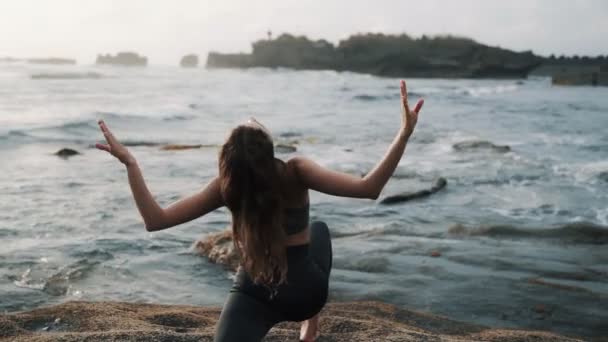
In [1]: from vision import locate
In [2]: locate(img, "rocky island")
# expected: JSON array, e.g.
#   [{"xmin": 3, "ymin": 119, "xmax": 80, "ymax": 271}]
[
  {"xmin": 96, "ymin": 52, "xmax": 147, "ymax": 66},
  {"xmin": 207, "ymin": 32, "xmax": 608, "ymax": 84},
  {"xmin": 180, "ymin": 54, "xmax": 199, "ymax": 67},
  {"xmin": 207, "ymin": 33, "xmax": 544, "ymax": 78}
]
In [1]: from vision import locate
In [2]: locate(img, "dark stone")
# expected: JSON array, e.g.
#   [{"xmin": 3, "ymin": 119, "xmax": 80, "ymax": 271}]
[
  {"xmin": 54, "ymin": 148, "xmax": 80, "ymax": 158},
  {"xmin": 380, "ymin": 177, "xmax": 447, "ymax": 205},
  {"xmin": 275, "ymin": 144, "xmax": 297, "ymax": 153},
  {"xmin": 452, "ymin": 140, "xmax": 511, "ymax": 153}
]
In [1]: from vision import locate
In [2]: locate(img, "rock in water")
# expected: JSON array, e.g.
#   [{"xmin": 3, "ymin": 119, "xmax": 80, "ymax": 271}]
[
  {"xmin": 192, "ymin": 229, "xmax": 239, "ymax": 271},
  {"xmin": 54, "ymin": 148, "xmax": 80, "ymax": 158},
  {"xmin": 180, "ymin": 54, "xmax": 199, "ymax": 68},
  {"xmin": 275, "ymin": 144, "xmax": 297, "ymax": 153},
  {"xmin": 380, "ymin": 177, "xmax": 447, "ymax": 205},
  {"xmin": 160, "ymin": 144, "xmax": 203, "ymax": 151},
  {"xmin": 452, "ymin": 140, "xmax": 511, "ymax": 153}
]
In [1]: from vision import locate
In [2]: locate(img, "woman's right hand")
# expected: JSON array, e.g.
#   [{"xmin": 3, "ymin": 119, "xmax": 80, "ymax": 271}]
[
  {"xmin": 95, "ymin": 120, "xmax": 136, "ymax": 166},
  {"xmin": 400, "ymin": 80, "xmax": 424, "ymax": 138}
]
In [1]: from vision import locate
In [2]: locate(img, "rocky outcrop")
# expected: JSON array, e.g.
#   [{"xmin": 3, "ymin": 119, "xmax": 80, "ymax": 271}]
[
  {"xmin": 379, "ymin": 177, "xmax": 447, "ymax": 205},
  {"xmin": 0, "ymin": 300, "xmax": 582, "ymax": 341},
  {"xmin": 207, "ymin": 33, "xmax": 543, "ymax": 78},
  {"xmin": 192, "ymin": 229, "xmax": 239, "ymax": 271},
  {"xmin": 96, "ymin": 52, "xmax": 147, "ymax": 67},
  {"xmin": 180, "ymin": 54, "xmax": 199, "ymax": 68}
]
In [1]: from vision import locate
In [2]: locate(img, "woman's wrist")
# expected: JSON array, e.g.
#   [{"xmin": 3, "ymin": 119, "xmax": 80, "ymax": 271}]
[
  {"xmin": 123, "ymin": 156, "xmax": 137, "ymax": 167},
  {"xmin": 399, "ymin": 127, "xmax": 411, "ymax": 141}
]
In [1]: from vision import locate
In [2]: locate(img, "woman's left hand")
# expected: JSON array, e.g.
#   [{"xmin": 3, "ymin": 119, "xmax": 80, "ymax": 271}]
[{"xmin": 95, "ymin": 120, "xmax": 136, "ymax": 166}]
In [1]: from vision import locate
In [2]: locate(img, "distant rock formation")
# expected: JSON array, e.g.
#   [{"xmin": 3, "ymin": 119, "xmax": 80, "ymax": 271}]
[
  {"xmin": 31, "ymin": 72, "xmax": 103, "ymax": 80},
  {"xmin": 26, "ymin": 58, "xmax": 76, "ymax": 65},
  {"xmin": 207, "ymin": 33, "xmax": 543, "ymax": 78},
  {"xmin": 96, "ymin": 52, "xmax": 147, "ymax": 67},
  {"xmin": 531, "ymin": 55, "xmax": 608, "ymax": 86},
  {"xmin": 0, "ymin": 57, "xmax": 23, "ymax": 62},
  {"xmin": 180, "ymin": 54, "xmax": 199, "ymax": 68}
]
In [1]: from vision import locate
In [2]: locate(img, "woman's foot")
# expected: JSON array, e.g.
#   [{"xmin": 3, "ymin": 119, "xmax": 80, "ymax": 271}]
[{"xmin": 299, "ymin": 314, "xmax": 320, "ymax": 341}]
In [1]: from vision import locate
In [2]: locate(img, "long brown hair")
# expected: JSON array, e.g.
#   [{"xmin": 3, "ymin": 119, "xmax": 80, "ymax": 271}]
[{"xmin": 218, "ymin": 125, "xmax": 287, "ymax": 285}]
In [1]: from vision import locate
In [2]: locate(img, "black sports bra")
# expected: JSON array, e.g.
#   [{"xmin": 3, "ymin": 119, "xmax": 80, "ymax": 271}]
[{"xmin": 283, "ymin": 202, "xmax": 309, "ymax": 235}]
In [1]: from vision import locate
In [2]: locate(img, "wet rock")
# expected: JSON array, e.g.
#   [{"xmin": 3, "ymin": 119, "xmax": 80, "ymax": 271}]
[
  {"xmin": 380, "ymin": 177, "xmax": 447, "ymax": 205},
  {"xmin": 122, "ymin": 141, "xmax": 161, "ymax": 147},
  {"xmin": 279, "ymin": 131, "xmax": 302, "ymax": 138},
  {"xmin": 533, "ymin": 304, "xmax": 547, "ymax": 314},
  {"xmin": 54, "ymin": 148, "xmax": 80, "ymax": 158},
  {"xmin": 180, "ymin": 54, "xmax": 199, "ymax": 68},
  {"xmin": 192, "ymin": 229, "xmax": 239, "ymax": 271},
  {"xmin": 0, "ymin": 316, "xmax": 23, "ymax": 337},
  {"xmin": 452, "ymin": 140, "xmax": 511, "ymax": 153},
  {"xmin": 275, "ymin": 144, "xmax": 297, "ymax": 153}
]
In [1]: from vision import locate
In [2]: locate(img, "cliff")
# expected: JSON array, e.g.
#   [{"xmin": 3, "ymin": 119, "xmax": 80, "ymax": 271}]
[{"xmin": 206, "ymin": 33, "xmax": 544, "ymax": 78}]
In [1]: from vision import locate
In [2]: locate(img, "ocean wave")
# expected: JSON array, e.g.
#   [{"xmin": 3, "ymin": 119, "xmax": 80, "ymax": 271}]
[
  {"xmin": 13, "ymin": 259, "xmax": 100, "ymax": 296},
  {"xmin": 447, "ymin": 222, "xmax": 608, "ymax": 245},
  {"xmin": 0, "ymin": 110, "xmax": 196, "ymax": 145},
  {"xmin": 461, "ymin": 84, "xmax": 519, "ymax": 97}
]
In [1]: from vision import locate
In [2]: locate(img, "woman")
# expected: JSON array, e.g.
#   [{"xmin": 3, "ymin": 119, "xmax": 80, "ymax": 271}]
[{"xmin": 96, "ymin": 80, "xmax": 423, "ymax": 341}]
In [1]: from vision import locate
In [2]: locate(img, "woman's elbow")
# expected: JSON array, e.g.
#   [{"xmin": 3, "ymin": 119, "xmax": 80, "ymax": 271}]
[
  {"xmin": 366, "ymin": 190, "xmax": 380, "ymax": 200},
  {"xmin": 144, "ymin": 220, "xmax": 166, "ymax": 232},
  {"xmin": 359, "ymin": 180, "xmax": 380, "ymax": 200}
]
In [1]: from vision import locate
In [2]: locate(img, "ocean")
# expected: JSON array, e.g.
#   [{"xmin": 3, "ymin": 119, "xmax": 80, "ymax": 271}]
[{"xmin": 1, "ymin": 63, "xmax": 607, "ymax": 338}]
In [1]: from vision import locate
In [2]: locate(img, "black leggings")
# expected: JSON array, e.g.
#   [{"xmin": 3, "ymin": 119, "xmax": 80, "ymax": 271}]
[{"xmin": 214, "ymin": 221, "xmax": 332, "ymax": 342}]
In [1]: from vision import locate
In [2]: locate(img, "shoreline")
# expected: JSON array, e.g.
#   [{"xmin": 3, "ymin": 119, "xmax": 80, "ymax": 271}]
[{"xmin": 0, "ymin": 300, "xmax": 585, "ymax": 341}]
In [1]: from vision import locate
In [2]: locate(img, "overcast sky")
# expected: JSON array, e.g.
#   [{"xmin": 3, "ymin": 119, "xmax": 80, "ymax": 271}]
[{"xmin": 1, "ymin": 0, "xmax": 606, "ymax": 65}]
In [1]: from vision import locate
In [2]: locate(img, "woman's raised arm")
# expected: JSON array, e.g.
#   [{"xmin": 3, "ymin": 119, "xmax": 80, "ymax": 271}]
[
  {"xmin": 96, "ymin": 120, "xmax": 223, "ymax": 232},
  {"xmin": 292, "ymin": 80, "xmax": 423, "ymax": 199}
]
